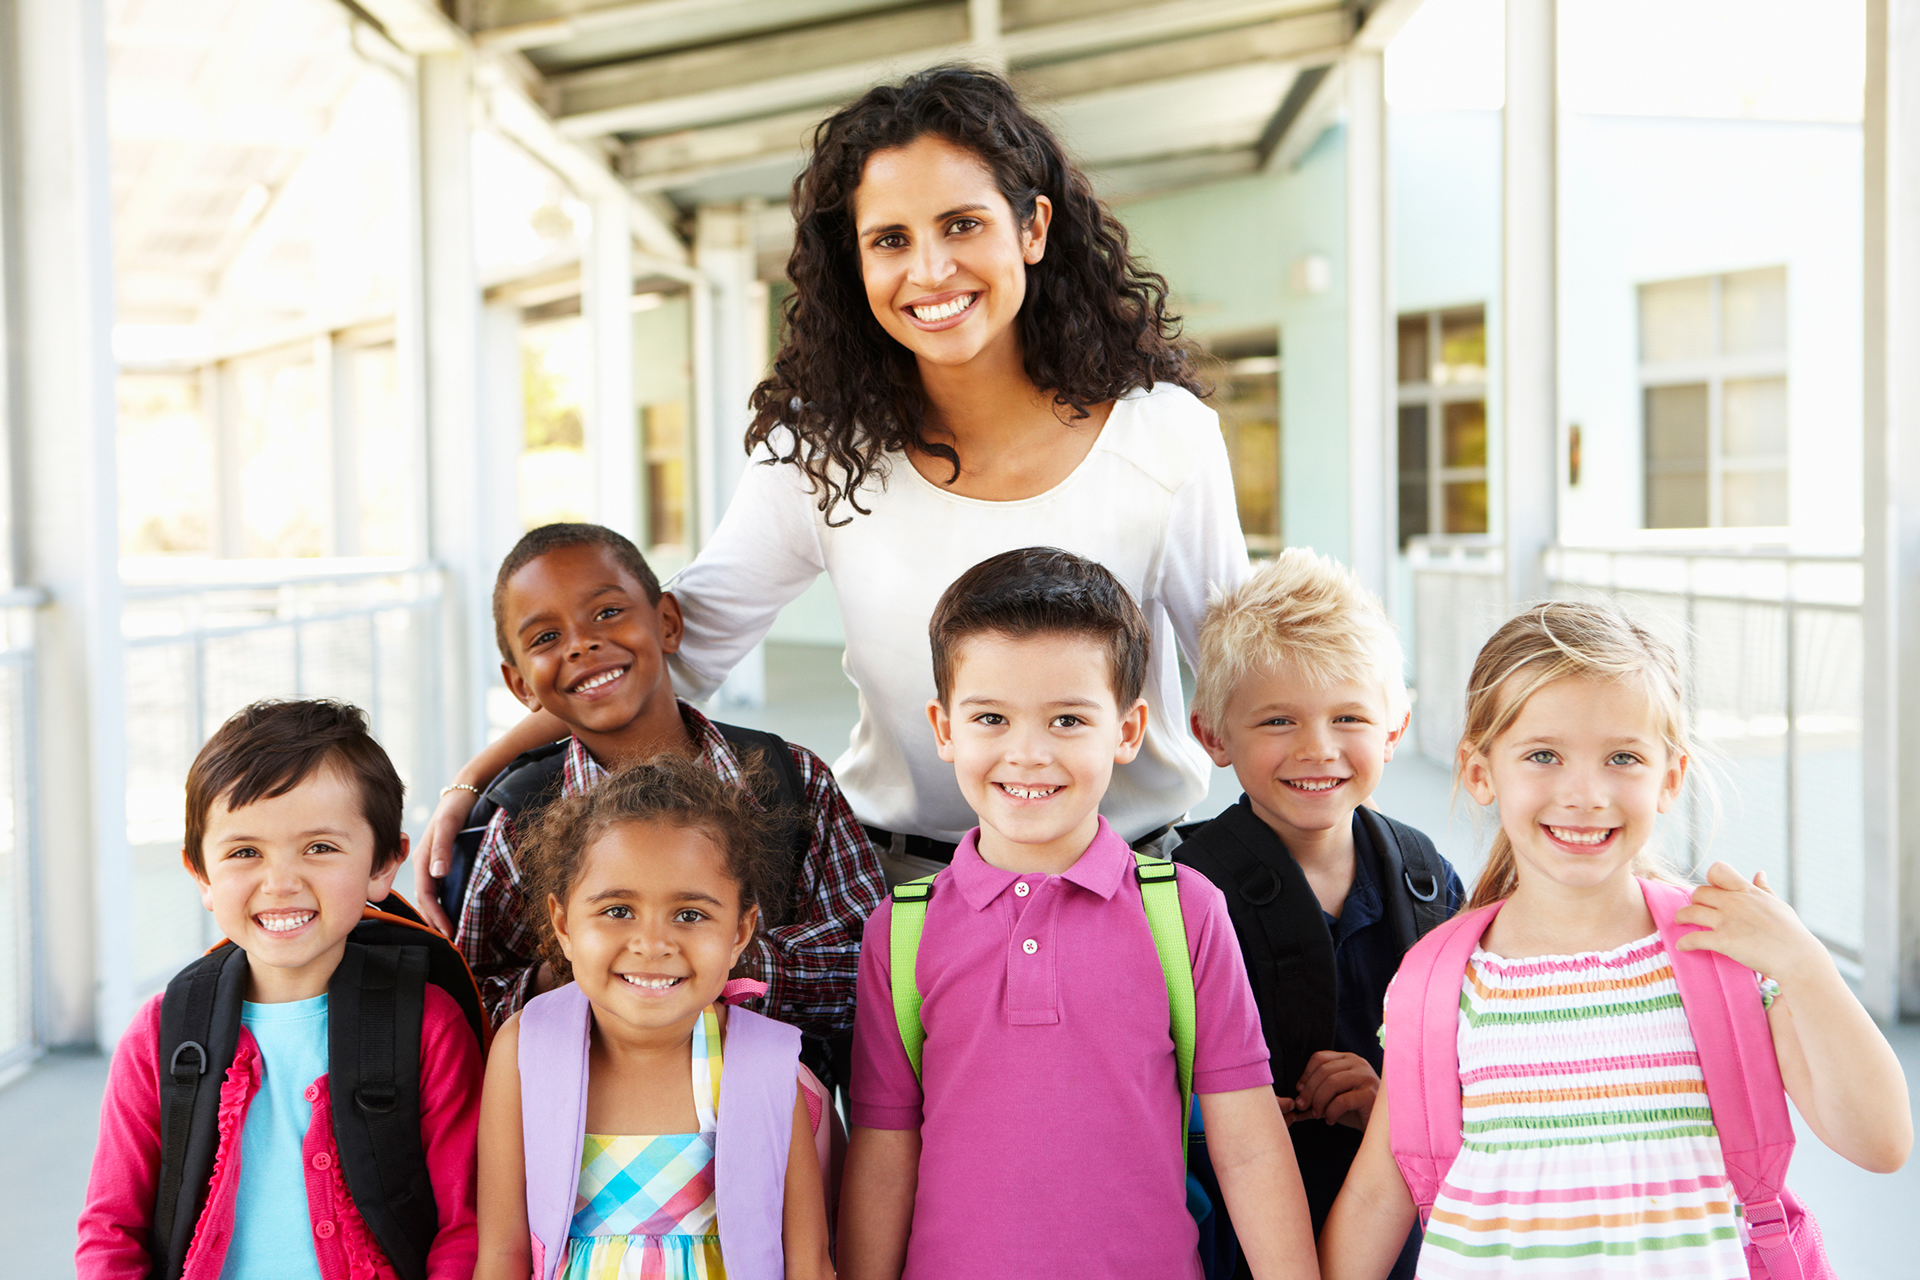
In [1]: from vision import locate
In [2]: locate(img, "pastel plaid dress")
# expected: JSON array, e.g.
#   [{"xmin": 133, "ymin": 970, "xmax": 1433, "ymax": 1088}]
[{"xmin": 561, "ymin": 1007, "xmax": 728, "ymax": 1280}]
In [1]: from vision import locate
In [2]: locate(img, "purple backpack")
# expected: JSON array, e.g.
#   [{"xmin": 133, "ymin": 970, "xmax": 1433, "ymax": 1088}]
[
  {"xmin": 518, "ymin": 982, "xmax": 800, "ymax": 1280},
  {"xmin": 1385, "ymin": 877, "xmax": 1833, "ymax": 1279}
]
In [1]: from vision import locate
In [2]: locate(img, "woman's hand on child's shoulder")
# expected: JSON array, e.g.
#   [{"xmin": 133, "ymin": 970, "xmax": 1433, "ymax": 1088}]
[{"xmin": 1673, "ymin": 861, "xmax": 1827, "ymax": 985}]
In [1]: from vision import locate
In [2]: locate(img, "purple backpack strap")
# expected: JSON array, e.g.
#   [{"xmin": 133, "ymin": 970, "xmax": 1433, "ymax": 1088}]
[
  {"xmin": 713, "ymin": 1006, "xmax": 800, "ymax": 1280},
  {"xmin": 519, "ymin": 984, "xmax": 592, "ymax": 1280},
  {"xmin": 1641, "ymin": 878, "xmax": 1821, "ymax": 1280},
  {"xmin": 1385, "ymin": 900, "xmax": 1504, "ymax": 1223}
]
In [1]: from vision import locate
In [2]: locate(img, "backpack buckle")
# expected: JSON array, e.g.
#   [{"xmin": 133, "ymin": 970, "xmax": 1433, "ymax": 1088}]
[
  {"xmin": 893, "ymin": 880, "xmax": 933, "ymax": 904},
  {"xmin": 1405, "ymin": 871, "xmax": 1439, "ymax": 903},
  {"xmin": 1136, "ymin": 859, "xmax": 1178, "ymax": 885},
  {"xmin": 1745, "ymin": 1196, "xmax": 1790, "ymax": 1247},
  {"xmin": 168, "ymin": 1040, "xmax": 208, "ymax": 1083},
  {"xmin": 356, "ymin": 1085, "xmax": 399, "ymax": 1115}
]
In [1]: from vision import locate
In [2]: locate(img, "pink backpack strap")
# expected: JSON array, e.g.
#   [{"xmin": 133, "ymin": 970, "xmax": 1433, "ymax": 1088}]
[
  {"xmin": 1385, "ymin": 900, "xmax": 1504, "ymax": 1223},
  {"xmin": 1641, "ymin": 878, "xmax": 1809, "ymax": 1277}
]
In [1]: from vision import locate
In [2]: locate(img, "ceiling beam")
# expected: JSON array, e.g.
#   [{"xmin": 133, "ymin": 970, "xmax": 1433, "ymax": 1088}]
[
  {"xmin": 1014, "ymin": 8, "xmax": 1345, "ymax": 100},
  {"xmin": 350, "ymin": 0, "xmax": 467, "ymax": 53},
  {"xmin": 555, "ymin": 0, "xmax": 1344, "ymax": 137},
  {"xmin": 471, "ymin": 0, "xmax": 905, "ymax": 54}
]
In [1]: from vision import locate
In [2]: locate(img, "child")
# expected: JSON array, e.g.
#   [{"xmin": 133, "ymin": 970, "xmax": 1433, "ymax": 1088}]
[
  {"xmin": 474, "ymin": 753, "xmax": 833, "ymax": 1280},
  {"xmin": 1176, "ymin": 550, "xmax": 1462, "ymax": 1278},
  {"xmin": 1322, "ymin": 601, "xmax": 1912, "ymax": 1278},
  {"xmin": 451, "ymin": 522, "xmax": 884, "ymax": 1045},
  {"xmin": 839, "ymin": 547, "xmax": 1318, "ymax": 1280},
  {"xmin": 77, "ymin": 700, "xmax": 482, "ymax": 1280}
]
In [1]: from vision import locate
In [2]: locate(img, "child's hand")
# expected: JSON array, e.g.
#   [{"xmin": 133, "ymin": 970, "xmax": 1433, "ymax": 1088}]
[
  {"xmin": 1295, "ymin": 1050, "xmax": 1380, "ymax": 1130},
  {"xmin": 1672, "ymin": 861, "xmax": 1827, "ymax": 985},
  {"xmin": 1272, "ymin": 1094, "xmax": 1308, "ymax": 1127}
]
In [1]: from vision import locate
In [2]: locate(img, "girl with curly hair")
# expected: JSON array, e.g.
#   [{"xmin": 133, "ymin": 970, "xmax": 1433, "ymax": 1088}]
[{"xmin": 422, "ymin": 64, "xmax": 1248, "ymax": 908}]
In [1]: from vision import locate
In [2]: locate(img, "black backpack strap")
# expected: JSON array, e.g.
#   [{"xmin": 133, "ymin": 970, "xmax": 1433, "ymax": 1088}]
[
  {"xmin": 1173, "ymin": 800, "xmax": 1335, "ymax": 1089},
  {"xmin": 1360, "ymin": 808, "xmax": 1452, "ymax": 950},
  {"xmin": 151, "ymin": 944, "xmax": 250, "ymax": 1280},
  {"xmin": 713, "ymin": 722, "xmax": 808, "ymax": 926},
  {"xmin": 330, "ymin": 942, "xmax": 435, "ymax": 1280},
  {"xmin": 441, "ymin": 739, "xmax": 571, "ymax": 924}
]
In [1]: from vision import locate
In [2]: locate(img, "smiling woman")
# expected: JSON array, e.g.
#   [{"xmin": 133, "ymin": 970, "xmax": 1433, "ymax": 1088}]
[{"xmin": 421, "ymin": 66, "xmax": 1250, "ymax": 904}]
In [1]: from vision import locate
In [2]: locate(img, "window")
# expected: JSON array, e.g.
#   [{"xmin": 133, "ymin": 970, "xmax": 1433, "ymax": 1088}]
[
  {"xmin": 1396, "ymin": 306, "xmax": 1489, "ymax": 547},
  {"xmin": 1639, "ymin": 267, "xmax": 1788, "ymax": 528},
  {"xmin": 1197, "ymin": 331, "xmax": 1282, "ymax": 556}
]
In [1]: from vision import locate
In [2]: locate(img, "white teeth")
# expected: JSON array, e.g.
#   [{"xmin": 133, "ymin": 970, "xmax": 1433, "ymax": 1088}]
[
  {"xmin": 1000, "ymin": 783, "xmax": 1059, "ymax": 800},
  {"xmin": 257, "ymin": 911, "xmax": 314, "ymax": 933},
  {"xmin": 621, "ymin": 974, "xmax": 681, "ymax": 989},
  {"xmin": 1286, "ymin": 779, "xmax": 1341, "ymax": 792},
  {"xmin": 911, "ymin": 294, "xmax": 976, "ymax": 322},
  {"xmin": 574, "ymin": 667, "xmax": 625, "ymax": 693},
  {"xmin": 1548, "ymin": 826, "xmax": 1611, "ymax": 846}
]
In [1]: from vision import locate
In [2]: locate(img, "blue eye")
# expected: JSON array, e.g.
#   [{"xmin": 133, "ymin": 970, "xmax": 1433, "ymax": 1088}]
[
  {"xmin": 1527, "ymin": 750, "xmax": 1557, "ymax": 765},
  {"xmin": 1610, "ymin": 752, "xmax": 1643, "ymax": 767}
]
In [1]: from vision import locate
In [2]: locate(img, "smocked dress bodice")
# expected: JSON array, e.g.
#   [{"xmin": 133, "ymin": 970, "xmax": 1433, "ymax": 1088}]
[{"xmin": 1415, "ymin": 932, "xmax": 1761, "ymax": 1277}]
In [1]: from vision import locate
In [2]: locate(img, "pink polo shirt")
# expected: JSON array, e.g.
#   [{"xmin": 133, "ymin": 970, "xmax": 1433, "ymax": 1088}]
[{"xmin": 851, "ymin": 818, "xmax": 1271, "ymax": 1279}]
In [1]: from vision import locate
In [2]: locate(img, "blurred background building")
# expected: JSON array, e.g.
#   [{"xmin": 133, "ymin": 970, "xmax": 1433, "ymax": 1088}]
[{"xmin": 3, "ymin": 0, "xmax": 1918, "ymax": 1180}]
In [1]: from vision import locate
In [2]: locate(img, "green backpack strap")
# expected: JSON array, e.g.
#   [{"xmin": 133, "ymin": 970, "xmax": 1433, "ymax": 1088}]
[
  {"xmin": 887, "ymin": 858, "xmax": 1197, "ymax": 1167},
  {"xmin": 1134, "ymin": 852, "xmax": 1197, "ymax": 1162},
  {"xmin": 889, "ymin": 876, "xmax": 937, "ymax": 1080}
]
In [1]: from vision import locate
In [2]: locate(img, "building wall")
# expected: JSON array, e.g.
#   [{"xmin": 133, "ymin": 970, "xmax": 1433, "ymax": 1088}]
[{"xmin": 1117, "ymin": 127, "xmax": 1353, "ymax": 563}]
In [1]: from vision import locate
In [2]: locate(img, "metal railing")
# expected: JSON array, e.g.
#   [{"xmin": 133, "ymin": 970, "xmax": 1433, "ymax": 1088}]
[
  {"xmin": 0, "ymin": 588, "xmax": 43, "ymax": 1076},
  {"xmin": 1407, "ymin": 538, "xmax": 1864, "ymax": 962},
  {"xmin": 121, "ymin": 561, "xmax": 446, "ymax": 993}
]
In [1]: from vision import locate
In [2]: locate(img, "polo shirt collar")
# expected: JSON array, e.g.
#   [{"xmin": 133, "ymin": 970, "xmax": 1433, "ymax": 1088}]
[{"xmin": 949, "ymin": 816, "xmax": 1134, "ymax": 910}]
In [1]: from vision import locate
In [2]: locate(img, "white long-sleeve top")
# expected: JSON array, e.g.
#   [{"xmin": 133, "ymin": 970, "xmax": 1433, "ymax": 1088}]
[{"xmin": 666, "ymin": 382, "xmax": 1251, "ymax": 844}]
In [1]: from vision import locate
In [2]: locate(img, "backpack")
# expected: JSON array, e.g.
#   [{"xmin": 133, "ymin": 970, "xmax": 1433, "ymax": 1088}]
[
  {"xmin": 888, "ymin": 854, "xmax": 1214, "ymax": 1221},
  {"xmin": 1174, "ymin": 799, "xmax": 1451, "ymax": 1090},
  {"xmin": 1385, "ymin": 877, "xmax": 1834, "ymax": 1280},
  {"xmin": 439, "ymin": 724, "xmax": 808, "ymax": 927},
  {"xmin": 150, "ymin": 892, "xmax": 489, "ymax": 1280}
]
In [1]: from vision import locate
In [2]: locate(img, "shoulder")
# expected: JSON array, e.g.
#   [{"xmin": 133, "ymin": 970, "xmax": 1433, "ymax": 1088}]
[
  {"xmin": 1094, "ymin": 384, "xmax": 1226, "ymax": 494},
  {"xmin": 117, "ymin": 993, "xmax": 167, "ymax": 1063},
  {"xmin": 1168, "ymin": 862, "xmax": 1234, "ymax": 920}
]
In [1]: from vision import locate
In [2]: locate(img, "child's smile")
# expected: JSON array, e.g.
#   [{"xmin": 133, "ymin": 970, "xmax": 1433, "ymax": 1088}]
[
  {"xmin": 1462, "ymin": 675, "xmax": 1685, "ymax": 896},
  {"xmin": 550, "ymin": 819, "xmax": 756, "ymax": 1041},
  {"xmin": 928, "ymin": 631, "xmax": 1146, "ymax": 874},
  {"xmin": 195, "ymin": 766, "xmax": 400, "ymax": 1003}
]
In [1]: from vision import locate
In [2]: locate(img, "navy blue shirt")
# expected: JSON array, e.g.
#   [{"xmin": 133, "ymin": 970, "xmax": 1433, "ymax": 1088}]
[{"xmin": 1316, "ymin": 812, "xmax": 1466, "ymax": 1081}]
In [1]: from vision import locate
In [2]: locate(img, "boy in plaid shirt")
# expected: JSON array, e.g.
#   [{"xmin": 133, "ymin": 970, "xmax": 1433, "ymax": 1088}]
[{"xmin": 453, "ymin": 523, "xmax": 883, "ymax": 1043}]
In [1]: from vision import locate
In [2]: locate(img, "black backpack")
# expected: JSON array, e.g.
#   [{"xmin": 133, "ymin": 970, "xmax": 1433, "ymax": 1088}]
[
  {"xmin": 438, "ymin": 724, "xmax": 810, "ymax": 929},
  {"xmin": 149, "ymin": 893, "xmax": 488, "ymax": 1280},
  {"xmin": 1172, "ymin": 799, "xmax": 1452, "ymax": 1090}
]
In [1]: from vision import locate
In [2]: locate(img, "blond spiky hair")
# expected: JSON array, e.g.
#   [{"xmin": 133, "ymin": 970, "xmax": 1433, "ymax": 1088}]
[{"xmin": 1191, "ymin": 548, "xmax": 1409, "ymax": 734}]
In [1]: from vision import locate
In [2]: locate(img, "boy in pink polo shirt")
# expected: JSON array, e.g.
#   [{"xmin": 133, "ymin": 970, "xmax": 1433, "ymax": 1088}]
[{"xmin": 840, "ymin": 548, "xmax": 1318, "ymax": 1280}]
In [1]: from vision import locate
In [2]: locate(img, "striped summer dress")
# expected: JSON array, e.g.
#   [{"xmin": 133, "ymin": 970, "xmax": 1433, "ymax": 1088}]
[
  {"xmin": 1415, "ymin": 931, "xmax": 1766, "ymax": 1278},
  {"xmin": 561, "ymin": 1006, "xmax": 728, "ymax": 1280}
]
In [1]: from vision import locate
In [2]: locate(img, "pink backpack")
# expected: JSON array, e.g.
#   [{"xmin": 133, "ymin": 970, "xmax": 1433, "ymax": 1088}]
[{"xmin": 1385, "ymin": 877, "xmax": 1833, "ymax": 1279}]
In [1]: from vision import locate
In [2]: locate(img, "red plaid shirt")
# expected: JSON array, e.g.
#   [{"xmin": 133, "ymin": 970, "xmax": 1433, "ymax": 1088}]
[{"xmin": 453, "ymin": 701, "xmax": 884, "ymax": 1034}]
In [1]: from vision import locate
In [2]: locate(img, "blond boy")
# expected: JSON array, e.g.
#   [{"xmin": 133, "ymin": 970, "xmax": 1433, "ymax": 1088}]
[{"xmin": 1174, "ymin": 548, "xmax": 1462, "ymax": 1279}]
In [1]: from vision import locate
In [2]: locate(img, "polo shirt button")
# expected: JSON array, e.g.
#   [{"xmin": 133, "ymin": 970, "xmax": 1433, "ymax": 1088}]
[
  {"xmin": 314, "ymin": 1220, "xmax": 336, "ymax": 1240},
  {"xmin": 1014, "ymin": 881, "xmax": 1030, "ymax": 898},
  {"xmin": 311, "ymin": 1152, "xmax": 332, "ymax": 1171},
  {"xmin": 1022, "ymin": 938, "xmax": 1038, "ymax": 954}
]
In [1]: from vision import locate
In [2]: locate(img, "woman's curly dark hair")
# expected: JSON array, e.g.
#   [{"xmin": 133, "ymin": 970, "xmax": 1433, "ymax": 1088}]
[
  {"xmin": 522, "ymin": 754, "xmax": 786, "ymax": 984},
  {"xmin": 748, "ymin": 64, "xmax": 1205, "ymax": 524}
]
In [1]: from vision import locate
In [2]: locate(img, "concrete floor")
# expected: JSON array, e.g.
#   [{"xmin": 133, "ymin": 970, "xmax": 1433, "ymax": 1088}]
[{"xmin": 20, "ymin": 643, "xmax": 1920, "ymax": 1275}]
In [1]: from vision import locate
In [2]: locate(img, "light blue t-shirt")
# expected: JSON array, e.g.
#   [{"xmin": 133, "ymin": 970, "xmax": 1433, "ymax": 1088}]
[{"xmin": 220, "ymin": 993, "xmax": 328, "ymax": 1280}]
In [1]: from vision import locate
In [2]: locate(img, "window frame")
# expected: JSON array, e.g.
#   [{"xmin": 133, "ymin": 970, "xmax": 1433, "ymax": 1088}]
[
  {"xmin": 1396, "ymin": 304, "xmax": 1490, "ymax": 548},
  {"xmin": 1638, "ymin": 270, "xmax": 1790, "ymax": 530}
]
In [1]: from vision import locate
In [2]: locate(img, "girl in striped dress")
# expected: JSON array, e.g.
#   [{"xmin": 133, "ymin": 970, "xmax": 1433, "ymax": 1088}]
[{"xmin": 1321, "ymin": 601, "xmax": 1910, "ymax": 1278}]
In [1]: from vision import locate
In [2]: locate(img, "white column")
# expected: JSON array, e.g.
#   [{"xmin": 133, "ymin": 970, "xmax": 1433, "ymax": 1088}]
[
  {"xmin": 6, "ymin": 0, "xmax": 130, "ymax": 1046},
  {"xmin": 1345, "ymin": 49, "xmax": 1390, "ymax": 597},
  {"xmin": 1861, "ymin": 0, "xmax": 1920, "ymax": 1021},
  {"xmin": 411, "ymin": 50, "xmax": 488, "ymax": 765},
  {"xmin": 320, "ymin": 333, "xmax": 361, "ymax": 557},
  {"xmin": 585, "ymin": 188, "xmax": 640, "ymax": 538},
  {"xmin": 693, "ymin": 203, "xmax": 766, "ymax": 706},
  {"xmin": 209, "ymin": 361, "xmax": 244, "ymax": 558},
  {"xmin": 1502, "ymin": 0, "xmax": 1559, "ymax": 605}
]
